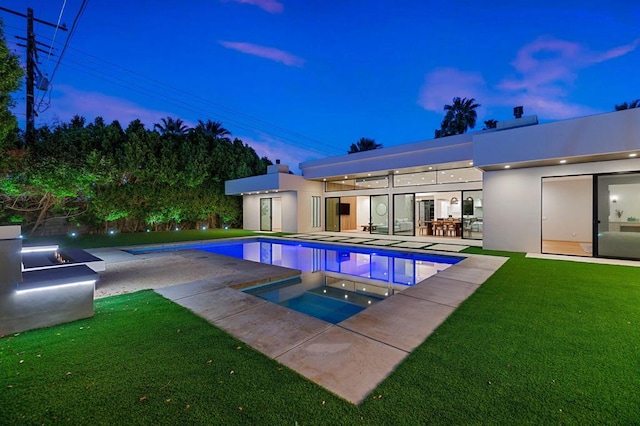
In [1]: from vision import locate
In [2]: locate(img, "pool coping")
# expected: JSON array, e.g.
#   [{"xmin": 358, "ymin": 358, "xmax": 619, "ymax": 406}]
[{"xmin": 94, "ymin": 237, "xmax": 509, "ymax": 404}]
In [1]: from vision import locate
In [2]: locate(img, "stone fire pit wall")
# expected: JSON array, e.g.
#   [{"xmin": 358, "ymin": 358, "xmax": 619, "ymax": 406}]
[{"xmin": 0, "ymin": 225, "xmax": 98, "ymax": 335}]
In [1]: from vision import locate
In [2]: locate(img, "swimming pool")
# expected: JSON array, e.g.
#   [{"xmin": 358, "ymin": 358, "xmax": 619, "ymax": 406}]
[{"xmin": 130, "ymin": 238, "xmax": 462, "ymax": 323}]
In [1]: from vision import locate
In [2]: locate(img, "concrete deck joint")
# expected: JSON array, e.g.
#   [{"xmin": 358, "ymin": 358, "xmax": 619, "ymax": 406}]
[
  {"xmin": 335, "ymin": 324, "xmax": 411, "ymax": 354},
  {"xmin": 97, "ymin": 237, "xmax": 507, "ymax": 404}
]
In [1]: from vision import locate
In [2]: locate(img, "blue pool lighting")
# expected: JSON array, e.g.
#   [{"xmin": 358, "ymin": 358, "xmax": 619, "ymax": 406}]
[{"xmin": 128, "ymin": 238, "xmax": 462, "ymax": 324}]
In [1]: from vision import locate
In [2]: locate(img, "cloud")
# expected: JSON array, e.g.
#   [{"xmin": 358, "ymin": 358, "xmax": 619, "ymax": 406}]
[
  {"xmin": 417, "ymin": 68, "xmax": 487, "ymax": 112},
  {"xmin": 219, "ymin": 41, "xmax": 305, "ymax": 67},
  {"xmin": 237, "ymin": 132, "xmax": 322, "ymax": 173},
  {"xmin": 499, "ymin": 36, "xmax": 639, "ymax": 92},
  {"xmin": 33, "ymin": 85, "xmax": 178, "ymax": 128},
  {"xmin": 497, "ymin": 36, "xmax": 639, "ymax": 118},
  {"xmin": 417, "ymin": 36, "xmax": 639, "ymax": 121},
  {"xmin": 227, "ymin": 0, "xmax": 283, "ymax": 13}
]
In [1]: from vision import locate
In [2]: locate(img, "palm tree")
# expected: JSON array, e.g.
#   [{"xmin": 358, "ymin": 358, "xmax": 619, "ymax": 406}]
[
  {"xmin": 154, "ymin": 117, "xmax": 189, "ymax": 136},
  {"xmin": 483, "ymin": 119, "xmax": 498, "ymax": 130},
  {"xmin": 435, "ymin": 97, "xmax": 481, "ymax": 137},
  {"xmin": 348, "ymin": 137, "xmax": 382, "ymax": 154},
  {"xmin": 615, "ymin": 99, "xmax": 640, "ymax": 111},
  {"xmin": 194, "ymin": 119, "xmax": 231, "ymax": 140}
]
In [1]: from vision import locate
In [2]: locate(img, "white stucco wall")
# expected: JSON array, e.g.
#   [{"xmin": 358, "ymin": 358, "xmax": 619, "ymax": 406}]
[
  {"xmin": 242, "ymin": 196, "xmax": 260, "ymax": 231},
  {"xmin": 474, "ymin": 108, "xmax": 640, "ymax": 167},
  {"xmin": 542, "ymin": 177, "xmax": 592, "ymax": 242},
  {"xmin": 294, "ymin": 190, "xmax": 316, "ymax": 234},
  {"xmin": 483, "ymin": 158, "xmax": 640, "ymax": 253},
  {"xmin": 239, "ymin": 175, "xmax": 322, "ymax": 233},
  {"xmin": 301, "ymin": 134, "xmax": 472, "ymax": 179},
  {"xmin": 242, "ymin": 193, "xmax": 296, "ymax": 232},
  {"xmin": 279, "ymin": 192, "xmax": 298, "ymax": 233}
]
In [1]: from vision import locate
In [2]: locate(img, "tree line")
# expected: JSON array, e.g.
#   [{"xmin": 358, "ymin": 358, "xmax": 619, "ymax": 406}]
[{"xmin": 0, "ymin": 116, "xmax": 271, "ymax": 235}]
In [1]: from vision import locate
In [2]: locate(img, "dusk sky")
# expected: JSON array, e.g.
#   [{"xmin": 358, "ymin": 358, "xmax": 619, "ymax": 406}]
[{"xmin": 3, "ymin": 0, "xmax": 639, "ymax": 172}]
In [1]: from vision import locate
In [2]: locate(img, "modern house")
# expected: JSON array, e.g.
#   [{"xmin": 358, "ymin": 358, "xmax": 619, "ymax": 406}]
[{"xmin": 225, "ymin": 107, "xmax": 640, "ymax": 261}]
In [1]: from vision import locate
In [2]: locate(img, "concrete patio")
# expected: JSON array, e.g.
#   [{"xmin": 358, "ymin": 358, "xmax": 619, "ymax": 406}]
[{"xmin": 91, "ymin": 237, "xmax": 508, "ymax": 404}]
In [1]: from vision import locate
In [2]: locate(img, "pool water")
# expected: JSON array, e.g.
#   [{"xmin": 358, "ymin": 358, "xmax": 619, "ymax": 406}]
[
  {"xmin": 194, "ymin": 239, "xmax": 461, "ymax": 285},
  {"xmin": 246, "ymin": 278, "xmax": 370, "ymax": 324},
  {"xmin": 130, "ymin": 238, "xmax": 462, "ymax": 324}
]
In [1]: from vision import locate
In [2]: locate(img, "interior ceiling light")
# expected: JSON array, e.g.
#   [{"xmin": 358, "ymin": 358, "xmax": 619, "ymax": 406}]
[
  {"xmin": 559, "ymin": 159, "xmax": 567, "ymax": 164},
  {"xmin": 505, "ymin": 165, "xmax": 511, "ymax": 169},
  {"xmin": 629, "ymin": 153, "xmax": 637, "ymax": 157}
]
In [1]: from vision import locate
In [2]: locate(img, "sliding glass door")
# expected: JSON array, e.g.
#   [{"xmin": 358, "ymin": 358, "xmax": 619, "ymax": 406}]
[
  {"xmin": 393, "ymin": 193, "xmax": 414, "ymax": 236},
  {"xmin": 595, "ymin": 172, "xmax": 640, "ymax": 260},
  {"xmin": 260, "ymin": 198, "xmax": 272, "ymax": 231},
  {"xmin": 462, "ymin": 190, "xmax": 483, "ymax": 240},
  {"xmin": 541, "ymin": 177, "xmax": 592, "ymax": 256},
  {"xmin": 370, "ymin": 195, "xmax": 388, "ymax": 234},
  {"xmin": 325, "ymin": 197, "xmax": 340, "ymax": 232}
]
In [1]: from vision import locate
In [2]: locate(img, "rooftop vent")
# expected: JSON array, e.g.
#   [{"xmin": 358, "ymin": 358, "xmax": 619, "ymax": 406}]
[{"xmin": 514, "ymin": 106, "xmax": 524, "ymax": 119}]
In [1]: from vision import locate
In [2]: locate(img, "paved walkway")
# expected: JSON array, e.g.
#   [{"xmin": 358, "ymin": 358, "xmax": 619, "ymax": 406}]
[{"xmin": 90, "ymin": 236, "xmax": 508, "ymax": 404}]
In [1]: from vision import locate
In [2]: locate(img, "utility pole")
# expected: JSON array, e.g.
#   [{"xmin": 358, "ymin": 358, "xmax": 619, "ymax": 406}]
[
  {"xmin": 26, "ymin": 8, "xmax": 35, "ymax": 144},
  {"xmin": 0, "ymin": 6, "xmax": 67, "ymax": 145}
]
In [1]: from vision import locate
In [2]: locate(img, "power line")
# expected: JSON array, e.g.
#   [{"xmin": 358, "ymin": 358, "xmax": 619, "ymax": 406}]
[
  {"xmin": 48, "ymin": 0, "xmax": 86, "ymax": 84},
  {"xmin": 0, "ymin": 6, "xmax": 67, "ymax": 144},
  {"xmin": 51, "ymin": 57, "xmax": 338, "ymax": 156},
  {"xmin": 35, "ymin": 0, "xmax": 66, "ymax": 111},
  {"xmin": 55, "ymin": 45, "xmax": 343, "ymax": 153},
  {"xmin": 6, "ymin": 26, "xmax": 340, "ymax": 153},
  {"xmin": 2, "ymin": 12, "xmax": 345, "ymax": 155}
]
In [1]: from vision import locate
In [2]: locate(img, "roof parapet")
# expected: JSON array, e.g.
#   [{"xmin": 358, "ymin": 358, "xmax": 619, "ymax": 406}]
[
  {"xmin": 267, "ymin": 163, "xmax": 290, "ymax": 174},
  {"xmin": 496, "ymin": 115, "xmax": 538, "ymax": 131}
]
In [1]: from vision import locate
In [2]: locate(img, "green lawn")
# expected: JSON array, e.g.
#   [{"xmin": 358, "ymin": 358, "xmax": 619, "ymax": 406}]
[{"xmin": 1, "ymin": 243, "xmax": 639, "ymax": 424}]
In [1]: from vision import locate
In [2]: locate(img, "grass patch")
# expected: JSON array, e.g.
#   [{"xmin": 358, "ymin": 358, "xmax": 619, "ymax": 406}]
[
  {"xmin": 362, "ymin": 255, "xmax": 640, "ymax": 424},
  {"xmin": 21, "ymin": 228, "xmax": 286, "ymax": 249},
  {"xmin": 1, "ymin": 251, "xmax": 639, "ymax": 423},
  {"xmin": 0, "ymin": 291, "xmax": 356, "ymax": 425}
]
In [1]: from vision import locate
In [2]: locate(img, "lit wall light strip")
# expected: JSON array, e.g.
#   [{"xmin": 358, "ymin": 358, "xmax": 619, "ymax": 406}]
[
  {"xmin": 16, "ymin": 280, "xmax": 96, "ymax": 295},
  {"xmin": 21, "ymin": 245, "xmax": 59, "ymax": 253}
]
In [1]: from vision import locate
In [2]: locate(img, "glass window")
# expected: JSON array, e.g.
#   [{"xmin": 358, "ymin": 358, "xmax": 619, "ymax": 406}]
[
  {"xmin": 326, "ymin": 175, "xmax": 388, "ymax": 191},
  {"xmin": 312, "ymin": 196, "xmax": 321, "ymax": 228},
  {"xmin": 394, "ymin": 167, "xmax": 481, "ymax": 187},
  {"xmin": 355, "ymin": 176, "xmax": 389, "ymax": 189},
  {"xmin": 596, "ymin": 173, "xmax": 640, "ymax": 260},
  {"xmin": 461, "ymin": 190, "xmax": 483, "ymax": 240},
  {"xmin": 393, "ymin": 193, "xmax": 415, "ymax": 236},
  {"xmin": 438, "ymin": 168, "xmax": 482, "ymax": 184},
  {"xmin": 370, "ymin": 195, "xmax": 389, "ymax": 234},
  {"xmin": 260, "ymin": 198, "xmax": 271, "ymax": 231},
  {"xmin": 325, "ymin": 197, "xmax": 340, "ymax": 232},
  {"xmin": 394, "ymin": 171, "xmax": 437, "ymax": 187}
]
